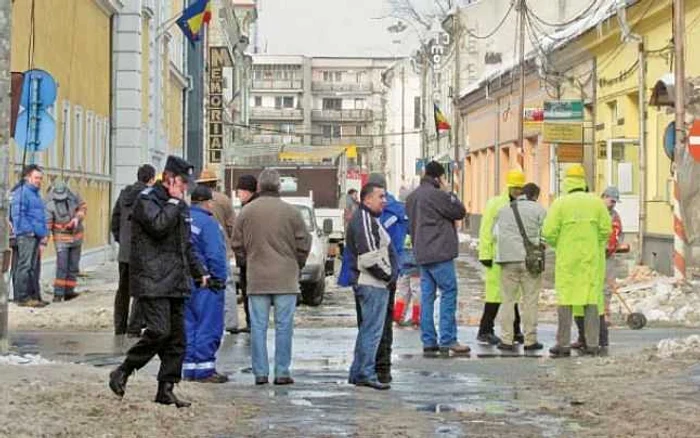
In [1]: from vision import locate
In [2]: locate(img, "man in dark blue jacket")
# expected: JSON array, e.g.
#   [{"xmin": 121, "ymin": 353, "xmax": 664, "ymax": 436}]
[
  {"xmin": 338, "ymin": 173, "xmax": 407, "ymax": 384},
  {"xmin": 346, "ymin": 182, "xmax": 399, "ymax": 390},
  {"xmin": 183, "ymin": 185, "xmax": 229, "ymax": 383},
  {"xmin": 10, "ymin": 165, "xmax": 49, "ymax": 307}
]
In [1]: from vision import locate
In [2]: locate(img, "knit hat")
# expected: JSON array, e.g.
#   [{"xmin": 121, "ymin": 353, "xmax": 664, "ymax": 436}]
[
  {"xmin": 191, "ymin": 184, "xmax": 213, "ymax": 203},
  {"xmin": 236, "ymin": 174, "xmax": 258, "ymax": 192},
  {"xmin": 367, "ymin": 173, "xmax": 387, "ymax": 189}
]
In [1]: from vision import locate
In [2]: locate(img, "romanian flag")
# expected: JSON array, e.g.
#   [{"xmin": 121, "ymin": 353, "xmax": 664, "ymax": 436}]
[
  {"xmin": 176, "ymin": 0, "xmax": 212, "ymax": 43},
  {"xmin": 434, "ymin": 103, "xmax": 451, "ymax": 132}
]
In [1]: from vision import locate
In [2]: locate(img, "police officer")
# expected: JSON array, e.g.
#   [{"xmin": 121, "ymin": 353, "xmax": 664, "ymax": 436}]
[{"xmin": 109, "ymin": 156, "xmax": 208, "ymax": 408}]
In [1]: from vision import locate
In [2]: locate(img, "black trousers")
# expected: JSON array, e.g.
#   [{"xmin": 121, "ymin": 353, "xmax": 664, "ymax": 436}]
[
  {"xmin": 122, "ymin": 297, "xmax": 186, "ymax": 383},
  {"xmin": 478, "ymin": 302, "xmax": 522, "ymax": 337},
  {"xmin": 114, "ymin": 263, "xmax": 143, "ymax": 335},
  {"xmin": 238, "ymin": 264, "xmax": 251, "ymax": 328},
  {"xmin": 355, "ymin": 283, "xmax": 395, "ymax": 375},
  {"xmin": 12, "ymin": 236, "xmax": 42, "ymax": 303}
]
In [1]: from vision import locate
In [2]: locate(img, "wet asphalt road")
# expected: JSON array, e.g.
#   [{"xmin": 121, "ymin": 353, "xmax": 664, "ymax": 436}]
[{"xmin": 8, "ymin": 250, "xmax": 699, "ymax": 437}]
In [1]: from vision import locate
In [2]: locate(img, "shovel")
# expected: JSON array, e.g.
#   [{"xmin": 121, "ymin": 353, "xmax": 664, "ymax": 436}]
[{"xmin": 612, "ymin": 244, "xmax": 647, "ymax": 329}]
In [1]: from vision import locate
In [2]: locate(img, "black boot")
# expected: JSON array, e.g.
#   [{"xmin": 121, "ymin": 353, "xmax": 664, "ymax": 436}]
[
  {"xmin": 155, "ymin": 382, "xmax": 191, "ymax": 408},
  {"xmin": 571, "ymin": 316, "xmax": 586, "ymax": 349},
  {"xmin": 513, "ymin": 304, "xmax": 524, "ymax": 343},
  {"xmin": 599, "ymin": 315, "xmax": 609, "ymax": 348},
  {"xmin": 109, "ymin": 366, "xmax": 131, "ymax": 398}
]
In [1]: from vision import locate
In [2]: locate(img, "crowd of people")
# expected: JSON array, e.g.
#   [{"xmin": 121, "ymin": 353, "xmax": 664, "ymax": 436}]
[{"xmin": 11, "ymin": 154, "xmax": 622, "ymax": 406}]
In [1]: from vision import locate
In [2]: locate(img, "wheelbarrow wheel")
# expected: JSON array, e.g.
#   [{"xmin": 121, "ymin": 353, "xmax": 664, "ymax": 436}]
[{"xmin": 626, "ymin": 312, "xmax": 647, "ymax": 330}]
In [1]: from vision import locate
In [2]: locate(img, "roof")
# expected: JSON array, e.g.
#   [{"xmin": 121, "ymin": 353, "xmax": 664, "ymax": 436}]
[{"xmin": 459, "ymin": 0, "xmax": 636, "ymax": 100}]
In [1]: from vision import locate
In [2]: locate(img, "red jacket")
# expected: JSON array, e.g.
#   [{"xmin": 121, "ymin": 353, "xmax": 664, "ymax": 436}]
[{"xmin": 606, "ymin": 209, "xmax": 622, "ymax": 257}]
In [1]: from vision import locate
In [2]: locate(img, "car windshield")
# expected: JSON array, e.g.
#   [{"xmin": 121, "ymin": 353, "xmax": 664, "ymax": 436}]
[{"xmin": 294, "ymin": 205, "xmax": 315, "ymax": 231}]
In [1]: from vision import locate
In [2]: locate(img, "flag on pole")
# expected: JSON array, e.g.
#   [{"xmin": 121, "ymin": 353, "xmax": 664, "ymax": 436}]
[
  {"xmin": 176, "ymin": 0, "xmax": 213, "ymax": 43},
  {"xmin": 434, "ymin": 103, "xmax": 451, "ymax": 133}
]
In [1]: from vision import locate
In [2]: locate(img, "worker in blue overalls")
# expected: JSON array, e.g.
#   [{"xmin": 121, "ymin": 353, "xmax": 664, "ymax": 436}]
[{"xmin": 183, "ymin": 185, "xmax": 229, "ymax": 383}]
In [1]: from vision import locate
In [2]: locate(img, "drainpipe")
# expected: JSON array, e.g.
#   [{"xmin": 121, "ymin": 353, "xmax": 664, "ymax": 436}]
[{"xmin": 637, "ymin": 40, "xmax": 647, "ymax": 264}]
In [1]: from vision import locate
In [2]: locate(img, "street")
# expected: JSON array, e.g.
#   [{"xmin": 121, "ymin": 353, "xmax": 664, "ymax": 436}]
[{"xmin": 2, "ymin": 250, "xmax": 700, "ymax": 437}]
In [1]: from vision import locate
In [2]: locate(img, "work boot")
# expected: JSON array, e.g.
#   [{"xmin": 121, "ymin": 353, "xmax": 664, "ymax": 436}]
[
  {"xmin": 53, "ymin": 295, "xmax": 63, "ymax": 303},
  {"xmin": 497, "ymin": 342, "xmax": 515, "ymax": 351},
  {"xmin": 423, "ymin": 346, "xmax": 440, "ymax": 358},
  {"xmin": 477, "ymin": 333, "xmax": 501, "ymax": 346},
  {"xmin": 582, "ymin": 346, "xmax": 600, "ymax": 357},
  {"xmin": 513, "ymin": 333, "xmax": 525, "ymax": 344},
  {"xmin": 439, "ymin": 342, "xmax": 471, "ymax": 356},
  {"xmin": 549, "ymin": 346, "xmax": 571, "ymax": 358},
  {"xmin": 355, "ymin": 380, "xmax": 391, "ymax": 391},
  {"xmin": 108, "ymin": 366, "xmax": 131, "ymax": 397},
  {"xmin": 155, "ymin": 382, "xmax": 191, "ymax": 408},
  {"xmin": 196, "ymin": 372, "xmax": 229, "ymax": 384},
  {"xmin": 524, "ymin": 342, "xmax": 544, "ymax": 351},
  {"xmin": 377, "ymin": 371, "xmax": 392, "ymax": 384},
  {"xmin": 273, "ymin": 377, "xmax": 295, "ymax": 386},
  {"xmin": 64, "ymin": 292, "xmax": 80, "ymax": 301},
  {"xmin": 572, "ymin": 316, "xmax": 586, "ymax": 349}
]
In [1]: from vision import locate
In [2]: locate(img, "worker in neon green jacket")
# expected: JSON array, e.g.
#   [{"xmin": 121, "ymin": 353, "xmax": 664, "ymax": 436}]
[
  {"xmin": 476, "ymin": 170, "xmax": 525, "ymax": 346},
  {"xmin": 542, "ymin": 164, "xmax": 611, "ymax": 358}
]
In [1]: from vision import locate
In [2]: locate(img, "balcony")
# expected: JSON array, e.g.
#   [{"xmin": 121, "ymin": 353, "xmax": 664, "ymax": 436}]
[
  {"xmin": 251, "ymin": 134, "xmax": 303, "ymax": 145},
  {"xmin": 311, "ymin": 109, "xmax": 373, "ymax": 122},
  {"xmin": 314, "ymin": 137, "xmax": 372, "ymax": 147},
  {"xmin": 250, "ymin": 107, "xmax": 304, "ymax": 121},
  {"xmin": 311, "ymin": 81, "xmax": 373, "ymax": 93},
  {"xmin": 252, "ymin": 79, "xmax": 303, "ymax": 90}
]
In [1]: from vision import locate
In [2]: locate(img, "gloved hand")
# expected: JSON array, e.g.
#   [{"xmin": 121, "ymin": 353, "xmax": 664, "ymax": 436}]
[{"xmin": 479, "ymin": 259, "xmax": 493, "ymax": 268}]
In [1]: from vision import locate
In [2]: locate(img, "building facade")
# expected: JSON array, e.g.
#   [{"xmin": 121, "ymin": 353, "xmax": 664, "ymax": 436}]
[{"xmin": 241, "ymin": 55, "xmax": 396, "ymax": 168}]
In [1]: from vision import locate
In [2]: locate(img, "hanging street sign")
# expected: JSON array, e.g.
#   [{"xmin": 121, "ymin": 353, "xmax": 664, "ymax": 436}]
[
  {"xmin": 543, "ymin": 122, "xmax": 583, "ymax": 144},
  {"xmin": 544, "ymin": 100, "xmax": 584, "ymax": 121},
  {"xmin": 14, "ymin": 69, "xmax": 57, "ymax": 153}
]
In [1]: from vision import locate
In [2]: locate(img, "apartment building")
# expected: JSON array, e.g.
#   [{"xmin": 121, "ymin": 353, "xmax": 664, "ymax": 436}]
[{"xmin": 244, "ymin": 55, "xmax": 396, "ymax": 167}]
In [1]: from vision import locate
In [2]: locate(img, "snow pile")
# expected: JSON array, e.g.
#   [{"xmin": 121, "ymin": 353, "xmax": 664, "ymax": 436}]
[
  {"xmin": 0, "ymin": 354, "xmax": 53, "ymax": 366},
  {"xmin": 617, "ymin": 268, "xmax": 700, "ymax": 326},
  {"xmin": 656, "ymin": 335, "xmax": 700, "ymax": 359}
]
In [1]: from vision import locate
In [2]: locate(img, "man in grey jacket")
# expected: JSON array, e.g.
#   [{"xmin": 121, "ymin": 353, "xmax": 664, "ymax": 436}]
[
  {"xmin": 406, "ymin": 161, "xmax": 469, "ymax": 357},
  {"xmin": 493, "ymin": 183, "xmax": 546, "ymax": 351}
]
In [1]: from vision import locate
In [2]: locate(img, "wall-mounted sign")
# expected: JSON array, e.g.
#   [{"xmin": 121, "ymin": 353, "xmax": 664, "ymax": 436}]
[
  {"xmin": 556, "ymin": 144, "xmax": 584, "ymax": 163},
  {"xmin": 544, "ymin": 100, "xmax": 584, "ymax": 121},
  {"xmin": 208, "ymin": 46, "xmax": 233, "ymax": 164},
  {"xmin": 543, "ymin": 122, "xmax": 583, "ymax": 144}
]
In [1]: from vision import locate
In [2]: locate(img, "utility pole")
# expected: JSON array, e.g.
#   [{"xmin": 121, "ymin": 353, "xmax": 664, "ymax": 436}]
[
  {"xmin": 637, "ymin": 40, "xmax": 647, "ymax": 265},
  {"xmin": 401, "ymin": 63, "xmax": 406, "ymax": 183},
  {"xmin": 453, "ymin": 12, "xmax": 461, "ymax": 194},
  {"xmin": 673, "ymin": 0, "xmax": 687, "ymax": 280},
  {"xmin": 517, "ymin": 0, "xmax": 526, "ymax": 169},
  {"xmin": 0, "ymin": 0, "xmax": 12, "ymax": 353},
  {"xmin": 421, "ymin": 49, "xmax": 428, "ymax": 160}
]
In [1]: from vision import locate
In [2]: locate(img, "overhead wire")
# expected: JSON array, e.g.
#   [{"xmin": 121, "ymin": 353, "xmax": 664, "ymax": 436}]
[
  {"xmin": 465, "ymin": 1, "xmax": 515, "ymax": 40},
  {"xmin": 526, "ymin": 0, "xmax": 601, "ymax": 28}
]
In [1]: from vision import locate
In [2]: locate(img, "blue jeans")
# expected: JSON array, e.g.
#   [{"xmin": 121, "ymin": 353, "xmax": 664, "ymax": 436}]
[
  {"xmin": 349, "ymin": 285, "xmax": 389, "ymax": 383},
  {"xmin": 420, "ymin": 260, "xmax": 458, "ymax": 348},
  {"xmin": 249, "ymin": 294, "xmax": 297, "ymax": 379}
]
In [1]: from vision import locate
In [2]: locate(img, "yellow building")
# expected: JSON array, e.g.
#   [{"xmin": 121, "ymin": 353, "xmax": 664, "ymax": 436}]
[{"xmin": 10, "ymin": 0, "xmax": 119, "ymax": 259}]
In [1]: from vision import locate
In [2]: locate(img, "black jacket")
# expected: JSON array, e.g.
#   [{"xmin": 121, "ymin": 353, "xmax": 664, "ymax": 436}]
[
  {"xmin": 111, "ymin": 182, "xmax": 147, "ymax": 263},
  {"xmin": 345, "ymin": 205, "xmax": 398, "ymax": 287},
  {"xmin": 129, "ymin": 182, "xmax": 207, "ymax": 298},
  {"xmin": 406, "ymin": 177, "xmax": 467, "ymax": 265}
]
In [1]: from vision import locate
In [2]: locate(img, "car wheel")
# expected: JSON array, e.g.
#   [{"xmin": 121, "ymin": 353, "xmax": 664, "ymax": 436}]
[{"xmin": 301, "ymin": 279, "xmax": 325, "ymax": 307}]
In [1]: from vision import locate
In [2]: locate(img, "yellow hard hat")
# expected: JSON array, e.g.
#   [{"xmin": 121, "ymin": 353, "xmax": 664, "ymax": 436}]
[
  {"xmin": 506, "ymin": 169, "xmax": 526, "ymax": 188},
  {"xmin": 565, "ymin": 164, "xmax": 586, "ymax": 179}
]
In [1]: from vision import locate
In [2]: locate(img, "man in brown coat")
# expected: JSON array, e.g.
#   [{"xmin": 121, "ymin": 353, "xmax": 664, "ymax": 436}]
[
  {"xmin": 196, "ymin": 168, "xmax": 239, "ymax": 333},
  {"xmin": 232, "ymin": 169, "xmax": 311, "ymax": 385}
]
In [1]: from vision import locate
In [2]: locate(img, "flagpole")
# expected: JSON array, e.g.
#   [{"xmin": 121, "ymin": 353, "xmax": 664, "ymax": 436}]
[{"xmin": 156, "ymin": 14, "xmax": 183, "ymax": 39}]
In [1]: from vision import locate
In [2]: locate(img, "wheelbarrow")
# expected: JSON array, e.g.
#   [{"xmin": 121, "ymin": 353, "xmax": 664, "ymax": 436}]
[{"xmin": 612, "ymin": 244, "xmax": 648, "ymax": 330}]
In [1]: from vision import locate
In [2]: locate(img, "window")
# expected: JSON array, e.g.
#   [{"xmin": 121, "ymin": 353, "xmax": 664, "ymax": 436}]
[
  {"xmin": 355, "ymin": 125, "xmax": 362, "ymax": 136},
  {"xmin": 253, "ymin": 70, "xmax": 262, "ymax": 80},
  {"xmin": 95, "ymin": 116, "xmax": 103, "ymax": 175},
  {"xmin": 279, "ymin": 123, "xmax": 295, "ymax": 133},
  {"xmin": 322, "ymin": 125, "xmax": 341, "ymax": 138},
  {"xmin": 86, "ymin": 111, "xmax": 94, "ymax": 173},
  {"xmin": 335, "ymin": 72, "xmax": 342, "ymax": 82},
  {"xmin": 283, "ymin": 96, "xmax": 294, "ymax": 108},
  {"xmin": 356, "ymin": 72, "xmax": 365, "ymax": 83},
  {"xmin": 354, "ymin": 98, "xmax": 365, "ymax": 109},
  {"xmin": 323, "ymin": 71, "xmax": 331, "ymax": 82},
  {"xmin": 102, "ymin": 119, "xmax": 110, "ymax": 174},
  {"xmin": 263, "ymin": 70, "xmax": 273, "ymax": 80},
  {"xmin": 414, "ymin": 96, "xmax": 421, "ymax": 129},
  {"xmin": 608, "ymin": 100, "xmax": 618, "ymax": 126},
  {"xmin": 254, "ymin": 96, "xmax": 262, "ymax": 107},
  {"xmin": 61, "ymin": 101, "xmax": 71, "ymax": 170},
  {"xmin": 322, "ymin": 98, "xmax": 342, "ymax": 110}
]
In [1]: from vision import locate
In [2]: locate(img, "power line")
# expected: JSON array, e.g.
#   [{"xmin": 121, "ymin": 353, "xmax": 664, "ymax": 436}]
[
  {"xmin": 465, "ymin": 2, "xmax": 515, "ymax": 40},
  {"xmin": 526, "ymin": 0, "xmax": 601, "ymax": 28}
]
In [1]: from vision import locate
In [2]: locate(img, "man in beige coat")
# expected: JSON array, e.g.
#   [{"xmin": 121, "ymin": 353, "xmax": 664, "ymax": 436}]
[
  {"xmin": 232, "ymin": 169, "xmax": 311, "ymax": 385},
  {"xmin": 196, "ymin": 168, "xmax": 240, "ymax": 333}
]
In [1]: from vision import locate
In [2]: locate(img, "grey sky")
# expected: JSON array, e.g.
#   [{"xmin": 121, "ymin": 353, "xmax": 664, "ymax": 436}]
[{"xmin": 254, "ymin": 0, "xmax": 426, "ymax": 57}]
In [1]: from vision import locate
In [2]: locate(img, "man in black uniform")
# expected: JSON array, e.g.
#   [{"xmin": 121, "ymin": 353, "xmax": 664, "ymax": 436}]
[{"xmin": 109, "ymin": 156, "xmax": 208, "ymax": 408}]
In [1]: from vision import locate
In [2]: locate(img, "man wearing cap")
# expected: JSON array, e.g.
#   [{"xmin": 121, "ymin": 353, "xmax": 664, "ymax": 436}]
[
  {"xmin": 196, "ymin": 168, "xmax": 239, "ymax": 335},
  {"xmin": 45, "ymin": 181, "xmax": 87, "ymax": 302},
  {"xmin": 406, "ymin": 161, "xmax": 469, "ymax": 357},
  {"xmin": 233, "ymin": 174, "xmax": 259, "ymax": 333},
  {"xmin": 183, "ymin": 185, "xmax": 229, "ymax": 383},
  {"xmin": 109, "ymin": 155, "xmax": 209, "ymax": 408},
  {"xmin": 543, "ymin": 164, "xmax": 611, "ymax": 357},
  {"xmin": 477, "ymin": 171, "xmax": 527, "ymax": 346},
  {"xmin": 572, "ymin": 186, "xmax": 622, "ymax": 351},
  {"xmin": 493, "ymin": 178, "xmax": 547, "ymax": 352}
]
